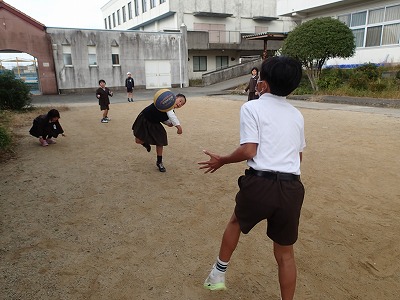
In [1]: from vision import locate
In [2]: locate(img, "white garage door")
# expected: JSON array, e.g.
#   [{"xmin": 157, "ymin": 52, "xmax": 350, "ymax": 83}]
[{"xmin": 145, "ymin": 60, "xmax": 171, "ymax": 89}]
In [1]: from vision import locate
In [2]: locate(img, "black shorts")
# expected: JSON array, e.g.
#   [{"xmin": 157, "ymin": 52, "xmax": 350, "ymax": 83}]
[
  {"xmin": 100, "ymin": 104, "xmax": 109, "ymax": 111},
  {"xmin": 234, "ymin": 172, "xmax": 305, "ymax": 245},
  {"xmin": 127, "ymin": 88, "xmax": 133, "ymax": 93}
]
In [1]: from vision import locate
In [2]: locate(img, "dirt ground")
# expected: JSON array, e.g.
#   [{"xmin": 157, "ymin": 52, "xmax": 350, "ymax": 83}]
[{"xmin": 1, "ymin": 97, "xmax": 399, "ymax": 300}]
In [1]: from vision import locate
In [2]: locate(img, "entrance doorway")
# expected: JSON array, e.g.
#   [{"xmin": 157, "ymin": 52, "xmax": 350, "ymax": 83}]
[
  {"xmin": 0, "ymin": 52, "xmax": 40, "ymax": 94},
  {"xmin": 145, "ymin": 60, "xmax": 171, "ymax": 89}
]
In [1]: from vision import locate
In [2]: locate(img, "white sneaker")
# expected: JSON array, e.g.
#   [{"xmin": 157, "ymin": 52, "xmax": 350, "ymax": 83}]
[
  {"xmin": 204, "ymin": 265, "xmax": 226, "ymax": 290},
  {"xmin": 101, "ymin": 118, "xmax": 108, "ymax": 123}
]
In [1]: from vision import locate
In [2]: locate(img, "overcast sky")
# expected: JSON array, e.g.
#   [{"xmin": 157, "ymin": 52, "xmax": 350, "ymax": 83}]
[
  {"xmin": 4, "ymin": 0, "xmax": 108, "ymax": 29},
  {"xmin": 1, "ymin": 0, "xmax": 109, "ymax": 66}
]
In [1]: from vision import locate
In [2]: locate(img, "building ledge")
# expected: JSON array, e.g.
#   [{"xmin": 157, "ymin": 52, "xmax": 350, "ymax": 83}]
[
  {"xmin": 193, "ymin": 12, "xmax": 233, "ymax": 18},
  {"xmin": 253, "ymin": 16, "xmax": 279, "ymax": 21}
]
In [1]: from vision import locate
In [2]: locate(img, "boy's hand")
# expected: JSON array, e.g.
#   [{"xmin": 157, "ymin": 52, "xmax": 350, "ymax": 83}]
[
  {"xmin": 61, "ymin": 133, "xmax": 66, "ymax": 137},
  {"xmin": 176, "ymin": 125, "xmax": 183, "ymax": 134},
  {"xmin": 198, "ymin": 150, "xmax": 223, "ymax": 173}
]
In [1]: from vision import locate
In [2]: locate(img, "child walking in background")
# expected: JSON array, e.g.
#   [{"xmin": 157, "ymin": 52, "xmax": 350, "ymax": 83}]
[
  {"xmin": 132, "ymin": 93, "xmax": 187, "ymax": 172},
  {"xmin": 244, "ymin": 67, "xmax": 259, "ymax": 101},
  {"xmin": 96, "ymin": 79, "xmax": 113, "ymax": 123},
  {"xmin": 29, "ymin": 109, "xmax": 65, "ymax": 147},
  {"xmin": 199, "ymin": 56, "xmax": 305, "ymax": 300}
]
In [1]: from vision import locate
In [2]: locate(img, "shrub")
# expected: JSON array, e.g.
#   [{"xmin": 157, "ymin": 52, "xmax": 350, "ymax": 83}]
[
  {"xmin": 348, "ymin": 72, "xmax": 369, "ymax": 90},
  {"xmin": 0, "ymin": 125, "xmax": 11, "ymax": 150},
  {"xmin": 318, "ymin": 68, "xmax": 345, "ymax": 90},
  {"xmin": 396, "ymin": 70, "xmax": 400, "ymax": 80},
  {"xmin": 355, "ymin": 63, "xmax": 380, "ymax": 80},
  {"xmin": 0, "ymin": 70, "xmax": 32, "ymax": 110},
  {"xmin": 369, "ymin": 81, "xmax": 387, "ymax": 92}
]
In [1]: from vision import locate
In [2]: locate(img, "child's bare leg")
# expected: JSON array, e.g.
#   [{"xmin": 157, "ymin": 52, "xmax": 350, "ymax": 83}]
[
  {"xmin": 218, "ymin": 212, "xmax": 241, "ymax": 262},
  {"xmin": 273, "ymin": 243, "xmax": 296, "ymax": 300}
]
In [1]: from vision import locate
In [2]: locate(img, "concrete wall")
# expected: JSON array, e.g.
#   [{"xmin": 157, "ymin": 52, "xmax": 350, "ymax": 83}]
[
  {"xmin": 47, "ymin": 27, "xmax": 188, "ymax": 93},
  {"xmin": 202, "ymin": 57, "xmax": 263, "ymax": 86},
  {"xmin": 0, "ymin": 3, "xmax": 58, "ymax": 94}
]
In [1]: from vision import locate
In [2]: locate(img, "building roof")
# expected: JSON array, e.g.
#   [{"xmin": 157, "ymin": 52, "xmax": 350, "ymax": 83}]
[{"xmin": 0, "ymin": 0, "xmax": 45, "ymax": 30}]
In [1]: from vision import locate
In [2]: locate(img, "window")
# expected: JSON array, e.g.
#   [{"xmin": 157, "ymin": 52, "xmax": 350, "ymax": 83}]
[
  {"xmin": 365, "ymin": 26, "xmax": 382, "ymax": 47},
  {"xmin": 122, "ymin": 6, "xmax": 126, "ymax": 22},
  {"xmin": 352, "ymin": 28, "xmax": 365, "ymax": 47},
  {"xmin": 160, "ymin": 0, "xmax": 166, "ymax": 3},
  {"xmin": 112, "ymin": 12, "xmax": 116, "ymax": 27},
  {"xmin": 142, "ymin": 0, "xmax": 147, "ymax": 13},
  {"xmin": 338, "ymin": 14, "xmax": 350, "ymax": 26},
  {"xmin": 63, "ymin": 45, "xmax": 72, "ymax": 66},
  {"xmin": 368, "ymin": 8, "xmax": 384, "ymax": 24},
  {"xmin": 104, "ymin": 18, "xmax": 108, "ymax": 29},
  {"xmin": 150, "ymin": 0, "xmax": 156, "ymax": 9},
  {"xmin": 382, "ymin": 23, "xmax": 400, "ymax": 45},
  {"xmin": 385, "ymin": 5, "xmax": 400, "ymax": 22},
  {"xmin": 117, "ymin": 9, "xmax": 121, "ymax": 25},
  {"xmin": 193, "ymin": 56, "xmax": 207, "ymax": 72},
  {"xmin": 128, "ymin": 2, "xmax": 132, "ymax": 19},
  {"xmin": 112, "ymin": 46, "xmax": 120, "ymax": 65},
  {"xmin": 108, "ymin": 16, "xmax": 112, "ymax": 29},
  {"xmin": 351, "ymin": 11, "xmax": 366, "ymax": 27},
  {"xmin": 88, "ymin": 46, "xmax": 97, "ymax": 66},
  {"xmin": 134, "ymin": 0, "xmax": 139, "ymax": 16},
  {"xmin": 216, "ymin": 56, "xmax": 229, "ymax": 70},
  {"xmin": 339, "ymin": 5, "xmax": 400, "ymax": 48}
]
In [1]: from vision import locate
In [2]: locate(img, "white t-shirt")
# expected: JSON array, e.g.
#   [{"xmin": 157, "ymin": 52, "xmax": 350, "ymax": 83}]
[{"xmin": 240, "ymin": 93, "xmax": 306, "ymax": 175}]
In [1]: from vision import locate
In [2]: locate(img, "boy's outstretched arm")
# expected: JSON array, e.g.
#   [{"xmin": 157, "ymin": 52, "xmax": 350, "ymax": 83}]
[
  {"xmin": 198, "ymin": 143, "xmax": 257, "ymax": 173},
  {"xmin": 176, "ymin": 125, "xmax": 183, "ymax": 134}
]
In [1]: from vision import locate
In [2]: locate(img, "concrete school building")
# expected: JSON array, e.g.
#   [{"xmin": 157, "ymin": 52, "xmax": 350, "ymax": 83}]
[
  {"xmin": 101, "ymin": 0, "xmax": 295, "ymax": 80},
  {"xmin": 102, "ymin": 0, "xmax": 400, "ymax": 71},
  {"xmin": 0, "ymin": 0, "xmax": 189, "ymax": 95},
  {"xmin": 278, "ymin": 0, "xmax": 400, "ymax": 67}
]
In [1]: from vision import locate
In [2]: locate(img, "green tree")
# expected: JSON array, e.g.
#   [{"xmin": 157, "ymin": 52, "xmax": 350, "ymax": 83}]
[
  {"xmin": 281, "ymin": 17, "xmax": 355, "ymax": 91},
  {"xmin": 0, "ymin": 70, "xmax": 31, "ymax": 110}
]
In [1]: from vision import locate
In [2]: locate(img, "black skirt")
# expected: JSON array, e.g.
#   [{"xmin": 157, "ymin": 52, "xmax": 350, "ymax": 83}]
[{"xmin": 132, "ymin": 112, "xmax": 168, "ymax": 146}]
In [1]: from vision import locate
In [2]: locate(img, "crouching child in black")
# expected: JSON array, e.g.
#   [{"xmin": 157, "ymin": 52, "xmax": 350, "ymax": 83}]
[{"xmin": 29, "ymin": 109, "xmax": 65, "ymax": 147}]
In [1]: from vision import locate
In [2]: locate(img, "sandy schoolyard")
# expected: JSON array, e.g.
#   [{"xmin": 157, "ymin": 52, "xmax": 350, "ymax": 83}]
[{"xmin": 0, "ymin": 96, "xmax": 399, "ymax": 299}]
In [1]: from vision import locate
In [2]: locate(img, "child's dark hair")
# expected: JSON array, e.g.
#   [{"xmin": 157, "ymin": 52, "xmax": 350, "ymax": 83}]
[
  {"xmin": 260, "ymin": 56, "xmax": 302, "ymax": 96},
  {"xmin": 47, "ymin": 109, "xmax": 60, "ymax": 119},
  {"xmin": 251, "ymin": 67, "xmax": 259, "ymax": 73},
  {"xmin": 99, "ymin": 79, "xmax": 106, "ymax": 85},
  {"xmin": 176, "ymin": 93, "xmax": 186, "ymax": 102}
]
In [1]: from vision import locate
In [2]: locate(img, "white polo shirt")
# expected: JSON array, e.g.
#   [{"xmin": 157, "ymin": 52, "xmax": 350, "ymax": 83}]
[{"xmin": 240, "ymin": 93, "xmax": 306, "ymax": 175}]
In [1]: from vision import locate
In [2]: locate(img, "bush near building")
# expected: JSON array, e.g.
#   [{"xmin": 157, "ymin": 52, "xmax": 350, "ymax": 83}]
[
  {"xmin": 293, "ymin": 64, "xmax": 400, "ymax": 99},
  {"xmin": 0, "ymin": 70, "xmax": 32, "ymax": 110}
]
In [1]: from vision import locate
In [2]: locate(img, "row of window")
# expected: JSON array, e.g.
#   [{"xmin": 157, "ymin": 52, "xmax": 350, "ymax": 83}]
[
  {"xmin": 338, "ymin": 4, "xmax": 400, "ymax": 48},
  {"xmin": 193, "ymin": 56, "xmax": 229, "ymax": 72},
  {"xmin": 104, "ymin": 0, "xmax": 167, "ymax": 29},
  {"xmin": 61, "ymin": 46, "xmax": 227, "ymax": 72},
  {"xmin": 62, "ymin": 46, "xmax": 120, "ymax": 66}
]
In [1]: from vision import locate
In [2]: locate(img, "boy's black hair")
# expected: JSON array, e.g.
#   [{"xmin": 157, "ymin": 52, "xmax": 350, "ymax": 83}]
[
  {"xmin": 251, "ymin": 67, "xmax": 259, "ymax": 73},
  {"xmin": 175, "ymin": 93, "xmax": 186, "ymax": 102},
  {"xmin": 47, "ymin": 109, "xmax": 60, "ymax": 119},
  {"xmin": 99, "ymin": 79, "xmax": 106, "ymax": 85},
  {"xmin": 259, "ymin": 56, "xmax": 302, "ymax": 97}
]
